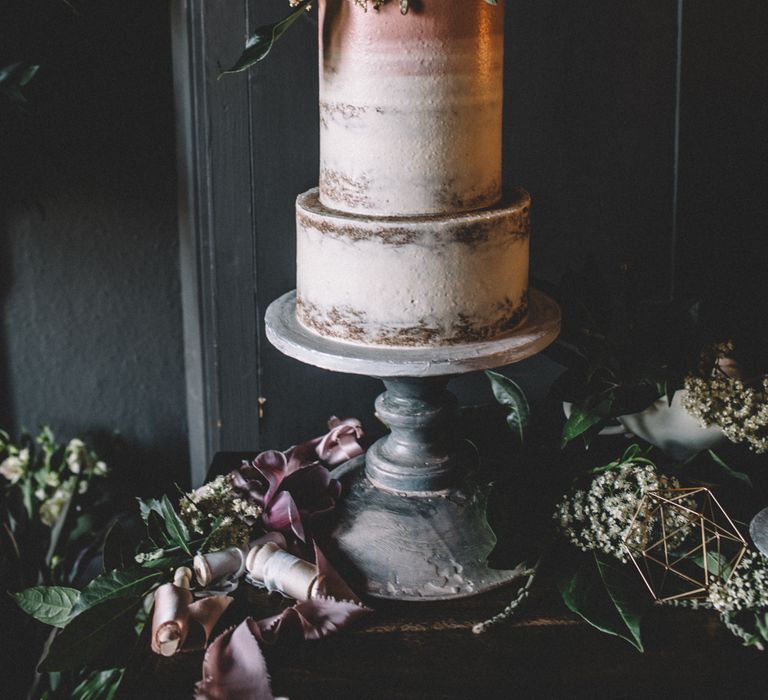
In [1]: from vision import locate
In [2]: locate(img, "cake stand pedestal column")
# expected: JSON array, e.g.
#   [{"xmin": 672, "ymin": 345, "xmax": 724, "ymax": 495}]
[{"xmin": 266, "ymin": 289, "xmax": 560, "ymax": 601}]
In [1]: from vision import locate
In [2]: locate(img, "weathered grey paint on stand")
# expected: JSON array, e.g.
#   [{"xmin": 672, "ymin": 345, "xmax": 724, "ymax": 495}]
[{"xmin": 266, "ymin": 289, "xmax": 559, "ymax": 598}]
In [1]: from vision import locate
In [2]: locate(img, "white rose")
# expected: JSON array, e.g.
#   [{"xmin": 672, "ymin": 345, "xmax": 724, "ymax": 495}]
[{"xmin": 0, "ymin": 456, "xmax": 24, "ymax": 484}]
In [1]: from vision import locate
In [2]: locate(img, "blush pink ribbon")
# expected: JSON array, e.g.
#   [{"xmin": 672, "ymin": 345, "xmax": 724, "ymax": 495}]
[{"xmin": 194, "ymin": 545, "xmax": 370, "ymax": 700}]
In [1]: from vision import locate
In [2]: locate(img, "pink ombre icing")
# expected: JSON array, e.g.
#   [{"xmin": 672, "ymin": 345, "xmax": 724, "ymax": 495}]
[{"xmin": 318, "ymin": 0, "xmax": 505, "ymax": 216}]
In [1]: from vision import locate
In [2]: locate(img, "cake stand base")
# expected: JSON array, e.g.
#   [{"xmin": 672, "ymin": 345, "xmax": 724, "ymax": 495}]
[
  {"xmin": 266, "ymin": 288, "xmax": 560, "ymax": 601},
  {"xmin": 328, "ymin": 456, "xmax": 529, "ymax": 601}
]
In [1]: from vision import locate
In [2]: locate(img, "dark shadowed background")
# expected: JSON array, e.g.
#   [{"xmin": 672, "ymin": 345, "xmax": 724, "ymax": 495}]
[{"xmin": 1, "ymin": 0, "xmax": 766, "ymax": 489}]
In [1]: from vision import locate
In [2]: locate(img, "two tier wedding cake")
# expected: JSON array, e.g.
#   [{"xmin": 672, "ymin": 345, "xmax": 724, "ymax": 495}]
[{"xmin": 296, "ymin": 0, "xmax": 529, "ymax": 347}]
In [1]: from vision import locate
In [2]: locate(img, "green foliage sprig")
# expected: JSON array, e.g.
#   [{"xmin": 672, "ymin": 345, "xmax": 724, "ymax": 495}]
[
  {"xmin": 553, "ymin": 262, "xmax": 719, "ymax": 447},
  {"xmin": 223, "ymin": 0, "xmax": 501, "ymax": 76}
]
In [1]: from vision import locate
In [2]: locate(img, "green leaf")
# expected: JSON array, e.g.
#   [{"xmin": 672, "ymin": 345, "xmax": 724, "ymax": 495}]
[
  {"xmin": 199, "ymin": 514, "xmax": 226, "ymax": 553},
  {"xmin": 485, "ymin": 370, "xmax": 531, "ymax": 443},
  {"xmin": 590, "ymin": 444, "xmax": 655, "ymax": 475},
  {"xmin": 71, "ymin": 669, "xmax": 124, "ymax": 700},
  {"xmin": 160, "ymin": 495, "xmax": 191, "ymax": 554},
  {"xmin": 692, "ymin": 550, "xmax": 732, "ymax": 579},
  {"xmin": 559, "ymin": 553, "xmax": 645, "ymax": 651},
  {"xmin": 17, "ymin": 64, "xmax": 39, "ymax": 87},
  {"xmin": 102, "ymin": 520, "xmax": 130, "ymax": 571},
  {"xmin": 73, "ymin": 568, "xmax": 162, "ymax": 616},
  {"xmin": 708, "ymin": 449, "xmax": 753, "ymax": 488},
  {"xmin": 66, "ymin": 512, "xmax": 96, "ymax": 546},
  {"xmin": 136, "ymin": 497, "xmax": 163, "ymax": 525},
  {"xmin": 138, "ymin": 551, "xmax": 190, "ymax": 571},
  {"xmin": 13, "ymin": 586, "xmax": 80, "ymax": 628},
  {"xmin": 39, "ymin": 596, "xmax": 140, "ymax": 672},
  {"xmin": 221, "ymin": 0, "xmax": 313, "ymax": 75},
  {"xmin": 561, "ymin": 404, "xmax": 604, "ymax": 448},
  {"xmin": 146, "ymin": 509, "xmax": 171, "ymax": 548}
]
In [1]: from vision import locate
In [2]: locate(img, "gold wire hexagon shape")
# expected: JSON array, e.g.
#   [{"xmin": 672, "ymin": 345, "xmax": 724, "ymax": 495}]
[{"xmin": 622, "ymin": 487, "xmax": 747, "ymax": 602}]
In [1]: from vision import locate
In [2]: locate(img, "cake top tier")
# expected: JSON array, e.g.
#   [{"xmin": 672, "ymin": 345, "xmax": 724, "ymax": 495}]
[{"xmin": 318, "ymin": 0, "xmax": 505, "ymax": 217}]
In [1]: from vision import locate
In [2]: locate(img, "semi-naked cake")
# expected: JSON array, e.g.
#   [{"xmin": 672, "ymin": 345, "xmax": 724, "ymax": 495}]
[{"xmin": 296, "ymin": 0, "xmax": 530, "ymax": 347}]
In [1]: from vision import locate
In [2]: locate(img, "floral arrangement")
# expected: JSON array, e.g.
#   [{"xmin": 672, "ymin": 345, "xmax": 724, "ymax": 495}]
[
  {"xmin": 684, "ymin": 371, "xmax": 768, "ymax": 453},
  {"xmin": 1, "ymin": 427, "xmax": 117, "ymax": 698},
  {"xmin": 9, "ymin": 418, "xmax": 366, "ymax": 700},
  {"xmin": 552, "ymin": 265, "xmax": 767, "ymax": 451},
  {"xmin": 483, "ymin": 371, "xmax": 768, "ymax": 653},
  {"xmin": 1, "ymin": 427, "xmax": 110, "ymax": 586},
  {"xmin": 553, "ymin": 453, "xmax": 768, "ymax": 650},
  {"xmin": 554, "ymin": 447, "xmax": 684, "ymax": 562}
]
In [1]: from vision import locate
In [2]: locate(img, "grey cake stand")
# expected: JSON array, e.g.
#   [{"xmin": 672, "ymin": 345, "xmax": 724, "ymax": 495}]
[{"xmin": 266, "ymin": 289, "xmax": 560, "ymax": 601}]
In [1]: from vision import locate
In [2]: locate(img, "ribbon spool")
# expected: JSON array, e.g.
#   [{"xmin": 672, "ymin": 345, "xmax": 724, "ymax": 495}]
[
  {"xmin": 246, "ymin": 542, "xmax": 320, "ymax": 601},
  {"xmin": 193, "ymin": 547, "xmax": 246, "ymax": 588},
  {"xmin": 152, "ymin": 567, "xmax": 193, "ymax": 656}
]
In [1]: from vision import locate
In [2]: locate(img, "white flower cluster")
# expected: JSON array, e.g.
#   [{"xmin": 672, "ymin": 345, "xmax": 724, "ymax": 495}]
[
  {"xmin": 179, "ymin": 475, "xmax": 262, "ymax": 550},
  {"xmin": 554, "ymin": 462, "xmax": 682, "ymax": 563},
  {"xmin": 1, "ymin": 431, "xmax": 109, "ymax": 527},
  {"xmin": 683, "ymin": 375, "xmax": 768, "ymax": 453},
  {"xmin": 708, "ymin": 549, "xmax": 768, "ymax": 614}
]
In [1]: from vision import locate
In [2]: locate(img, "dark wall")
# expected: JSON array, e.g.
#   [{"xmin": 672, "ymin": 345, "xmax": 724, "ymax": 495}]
[
  {"xmin": 0, "ymin": 1, "xmax": 188, "ymax": 489},
  {"xmin": 677, "ymin": 0, "xmax": 768, "ymax": 368}
]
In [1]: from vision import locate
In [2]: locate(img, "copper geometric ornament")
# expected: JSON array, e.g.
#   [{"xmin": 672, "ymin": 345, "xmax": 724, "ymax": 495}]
[{"xmin": 623, "ymin": 487, "xmax": 747, "ymax": 602}]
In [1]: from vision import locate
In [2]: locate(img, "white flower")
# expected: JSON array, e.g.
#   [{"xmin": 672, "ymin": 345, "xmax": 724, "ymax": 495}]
[
  {"xmin": 78, "ymin": 480, "xmax": 88, "ymax": 495},
  {"xmin": 93, "ymin": 460, "xmax": 108, "ymax": 476},
  {"xmin": 45, "ymin": 471, "xmax": 60, "ymax": 488},
  {"xmin": 39, "ymin": 488, "xmax": 71, "ymax": 526},
  {"xmin": 0, "ymin": 456, "xmax": 24, "ymax": 484},
  {"xmin": 554, "ymin": 461, "xmax": 683, "ymax": 562},
  {"xmin": 34, "ymin": 487, "xmax": 47, "ymax": 501},
  {"xmin": 18, "ymin": 448, "xmax": 30, "ymax": 464},
  {"xmin": 67, "ymin": 452, "xmax": 81, "ymax": 473},
  {"xmin": 66, "ymin": 439, "xmax": 86, "ymax": 473},
  {"xmin": 708, "ymin": 549, "xmax": 768, "ymax": 614}
]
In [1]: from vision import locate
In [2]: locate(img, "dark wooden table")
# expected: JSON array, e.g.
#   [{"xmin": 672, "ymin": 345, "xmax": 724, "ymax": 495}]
[{"xmin": 119, "ymin": 580, "xmax": 768, "ymax": 699}]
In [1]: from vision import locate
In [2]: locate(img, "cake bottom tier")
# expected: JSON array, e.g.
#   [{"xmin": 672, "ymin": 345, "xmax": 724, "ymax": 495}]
[{"xmin": 296, "ymin": 188, "xmax": 530, "ymax": 347}]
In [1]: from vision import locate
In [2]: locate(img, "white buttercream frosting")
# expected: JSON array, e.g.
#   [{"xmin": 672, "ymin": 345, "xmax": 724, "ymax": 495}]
[{"xmin": 296, "ymin": 189, "xmax": 530, "ymax": 346}]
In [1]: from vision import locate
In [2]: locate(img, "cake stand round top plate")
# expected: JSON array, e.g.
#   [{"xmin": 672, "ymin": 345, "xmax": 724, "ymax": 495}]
[{"xmin": 265, "ymin": 288, "xmax": 560, "ymax": 378}]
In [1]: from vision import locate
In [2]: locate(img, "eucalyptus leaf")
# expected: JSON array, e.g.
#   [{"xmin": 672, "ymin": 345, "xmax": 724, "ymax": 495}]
[
  {"xmin": 221, "ymin": 0, "xmax": 313, "ymax": 75},
  {"xmin": 39, "ymin": 596, "xmax": 140, "ymax": 672},
  {"xmin": 559, "ymin": 553, "xmax": 645, "ymax": 651},
  {"xmin": 13, "ymin": 586, "xmax": 80, "ymax": 628},
  {"xmin": 708, "ymin": 450, "xmax": 753, "ymax": 488},
  {"xmin": 72, "ymin": 568, "xmax": 162, "ymax": 616},
  {"xmin": 160, "ymin": 495, "xmax": 191, "ymax": 554},
  {"xmin": 485, "ymin": 370, "xmax": 531, "ymax": 443}
]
